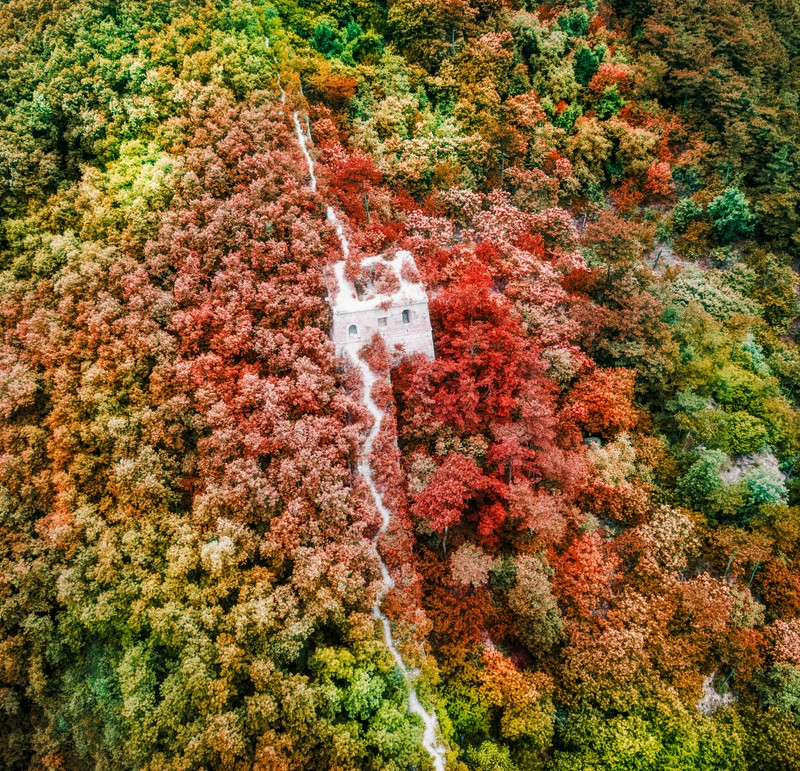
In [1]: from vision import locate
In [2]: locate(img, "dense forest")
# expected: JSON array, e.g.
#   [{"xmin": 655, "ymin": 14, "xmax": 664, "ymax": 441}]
[{"xmin": 3, "ymin": 0, "xmax": 800, "ymax": 768}]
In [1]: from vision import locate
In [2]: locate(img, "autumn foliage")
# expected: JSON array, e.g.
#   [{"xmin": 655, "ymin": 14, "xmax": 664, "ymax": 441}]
[{"xmin": 3, "ymin": 0, "xmax": 800, "ymax": 770}]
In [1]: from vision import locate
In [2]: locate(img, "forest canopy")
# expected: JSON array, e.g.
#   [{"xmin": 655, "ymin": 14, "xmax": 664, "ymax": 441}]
[{"xmin": 3, "ymin": 1, "xmax": 800, "ymax": 769}]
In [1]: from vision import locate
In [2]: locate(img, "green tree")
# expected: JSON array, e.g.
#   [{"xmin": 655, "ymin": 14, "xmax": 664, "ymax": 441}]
[
  {"xmin": 313, "ymin": 16, "xmax": 345, "ymax": 57},
  {"xmin": 676, "ymin": 450, "xmax": 727, "ymax": 512},
  {"xmin": 672, "ymin": 198, "xmax": 704, "ymax": 233},
  {"xmin": 596, "ymin": 85, "xmax": 625, "ymax": 120},
  {"xmin": 709, "ymin": 187, "xmax": 756, "ymax": 244},
  {"xmin": 574, "ymin": 45, "xmax": 600, "ymax": 87}
]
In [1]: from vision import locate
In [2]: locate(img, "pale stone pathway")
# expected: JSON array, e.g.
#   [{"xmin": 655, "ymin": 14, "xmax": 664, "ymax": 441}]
[{"xmin": 290, "ymin": 103, "xmax": 447, "ymax": 770}]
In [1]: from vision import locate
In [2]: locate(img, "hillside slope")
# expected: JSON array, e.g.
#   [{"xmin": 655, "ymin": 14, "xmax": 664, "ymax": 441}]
[{"xmin": 2, "ymin": 1, "xmax": 800, "ymax": 769}]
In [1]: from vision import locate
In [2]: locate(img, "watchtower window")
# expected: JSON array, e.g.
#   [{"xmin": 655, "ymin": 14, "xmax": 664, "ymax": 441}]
[
  {"xmin": 378, "ymin": 317, "xmax": 387, "ymax": 328},
  {"xmin": 401, "ymin": 309, "xmax": 411, "ymax": 324},
  {"xmin": 348, "ymin": 324, "xmax": 358, "ymax": 339}
]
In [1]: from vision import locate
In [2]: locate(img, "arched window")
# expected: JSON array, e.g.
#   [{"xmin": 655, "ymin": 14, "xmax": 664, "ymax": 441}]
[
  {"xmin": 401, "ymin": 309, "xmax": 411, "ymax": 324},
  {"xmin": 348, "ymin": 324, "xmax": 358, "ymax": 339}
]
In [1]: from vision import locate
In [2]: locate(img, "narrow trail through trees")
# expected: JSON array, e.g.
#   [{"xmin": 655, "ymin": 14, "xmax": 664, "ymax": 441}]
[{"xmin": 291, "ymin": 105, "xmax": 447, "ymax": 770}]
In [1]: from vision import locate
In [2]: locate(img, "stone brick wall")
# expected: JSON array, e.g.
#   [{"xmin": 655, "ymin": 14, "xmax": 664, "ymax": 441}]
[{"xmin": 332, "ymin": 299, "xmax": 435, "ymax": 360}]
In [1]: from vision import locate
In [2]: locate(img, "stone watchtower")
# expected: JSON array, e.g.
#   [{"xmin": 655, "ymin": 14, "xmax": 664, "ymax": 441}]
[{"xmin": 330, "ymin": 250, "xmax": 435, "ymax": 361}]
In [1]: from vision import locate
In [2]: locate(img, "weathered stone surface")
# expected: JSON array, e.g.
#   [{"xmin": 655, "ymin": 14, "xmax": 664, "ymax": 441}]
[{"xmin": 330, "ymin": 251, "xmax": 435, "ymax": 361}]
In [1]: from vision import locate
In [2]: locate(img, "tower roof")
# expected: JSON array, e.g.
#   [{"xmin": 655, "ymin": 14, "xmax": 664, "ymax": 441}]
[{"xmin": 331, "ymin": 251, "xmax": 428, "ymax": 315}]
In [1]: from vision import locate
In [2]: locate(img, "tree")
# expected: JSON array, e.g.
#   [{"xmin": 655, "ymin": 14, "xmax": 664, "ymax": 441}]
[
  {"xmin": 417, "ymin": 262, "xmax": 547, "ymax": 432},
  {"xmin": 567, "ymin": 367, "xmax": 639, "ymax": 439},
  {"xmin": 574, "ymin": 46, "xmax": 600, "ymax": 87},
  {"xmin": 676, "ymin": 450, "xmax": 727, "ymax": 513},
  {"xmin": 709, "ymin": 187, "xmax": 756, "ymax": 244},
  {"xmin": 582, "ymin": 210, "xmax": 654, "ymax": 279},
  {"xmin": 553, "ymin": 532, "xmax": 618, "ymax": 619},
  {"xmin": 413, "ymin": 451, "xmax": 495, "ymax": 535},
  {"xmin": 387, "ymin": 0, "xmax": 476, "ymax": 68},
  {"xmin": 551, "ymin": 707, "xmax": 746, "ymax": 771},
  {"xmin": 506, "ymin": 553, "xmax": 563, "ymax": 655}
]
